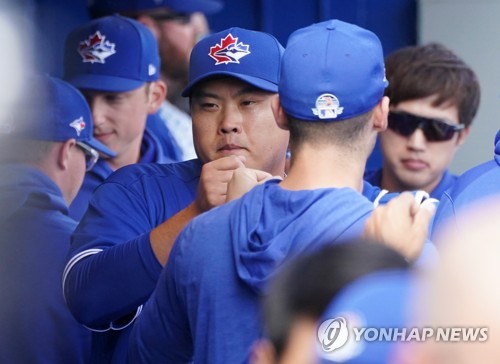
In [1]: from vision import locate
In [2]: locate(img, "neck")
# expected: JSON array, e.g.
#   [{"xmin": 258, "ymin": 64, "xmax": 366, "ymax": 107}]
[
  {"xmin": 280, "ymin": 144, "xmax": 367, "ymax": 192},
  {"xmin": 106, "ymin": 138, "xmax": 142, "ymax": 172}
]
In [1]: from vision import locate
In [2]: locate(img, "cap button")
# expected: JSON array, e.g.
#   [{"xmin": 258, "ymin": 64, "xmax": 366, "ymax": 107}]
[{"xmin": 326, "ymin": 20, "xmax": 337, "ymax": 30}]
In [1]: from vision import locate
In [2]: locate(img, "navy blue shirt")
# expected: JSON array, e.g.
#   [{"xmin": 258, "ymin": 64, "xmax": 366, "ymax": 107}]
[
  {"xmin": 0, "ymin": 165, "xmax": 91, "ymax": 363},
  {"xmin": 69, "ymin": 128, "xmax": 173, "ymax": 221}
]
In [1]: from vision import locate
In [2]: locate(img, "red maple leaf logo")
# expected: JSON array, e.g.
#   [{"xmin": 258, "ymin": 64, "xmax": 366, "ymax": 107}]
[{"xmin": 209, "ymin": 34, "xmax": 238, "ymax": 65}]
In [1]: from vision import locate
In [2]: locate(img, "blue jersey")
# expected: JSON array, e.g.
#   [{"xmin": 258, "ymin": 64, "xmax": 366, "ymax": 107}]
[
  {"xmin": 69, "ymin": 128, "xmax": 173, "ymax": 221},
  {"xmin": 0, "ymin": 165, "xmax": 91, "ymax": 363},
  {"xmin": 64, "ymin": 159, "xmax": 202, "ymax": 363},
  {"xmin": 432, "ymin": 130, "xmax": 500, "ymax": 238},
  {"xmin": 364, "ymin": 168, "xmax": 457, "ymax": 200},
  {"xmin": 63, "ymin": 155, "xmax": 425, "ymax": 362},
  {"xmin": 128, "ymin": 180, "xmax": 375, "ymax": 363}
]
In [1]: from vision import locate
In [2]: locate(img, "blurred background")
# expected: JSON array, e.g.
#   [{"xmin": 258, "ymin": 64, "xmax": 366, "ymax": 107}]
[{"xmin": 2, "ymin": 0, "xmax": 499, "ymax": 174}]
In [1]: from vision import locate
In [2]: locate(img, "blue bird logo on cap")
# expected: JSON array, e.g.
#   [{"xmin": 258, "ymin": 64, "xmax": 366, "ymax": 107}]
[
  {"xmin": 70, "ymin": 117, "xmax": 86, "ymax": 136},
  {"xmin": 78, "ymin": 31, "xmax": 116, "ymax": 64},
  {"xmin": 209, "ymin": 34, "xmax": 250, "ymax": 65}
]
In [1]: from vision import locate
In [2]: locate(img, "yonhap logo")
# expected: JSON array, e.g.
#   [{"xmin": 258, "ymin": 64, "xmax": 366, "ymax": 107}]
[{"xmin": 317, "ymin": 317, "xmax": 349, "ymax": 352}]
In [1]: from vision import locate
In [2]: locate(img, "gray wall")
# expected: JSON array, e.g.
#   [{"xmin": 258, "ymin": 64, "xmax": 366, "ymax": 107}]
[{"xmin": 419, "ymin": 0, "xmax": 500, "ymax": 174}]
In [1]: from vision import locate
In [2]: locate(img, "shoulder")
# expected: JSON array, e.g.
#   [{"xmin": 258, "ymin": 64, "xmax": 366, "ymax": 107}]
[
  {"xmin": 106, "ymin": 159, "xmax": 203, "ymax": 187},
  {"xmin": 448, "ymin": 160, "xmax": 499, "ymax": 203}
]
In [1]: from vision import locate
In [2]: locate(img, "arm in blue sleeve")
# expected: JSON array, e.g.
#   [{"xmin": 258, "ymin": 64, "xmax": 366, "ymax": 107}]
[
  {"xmin": 128, "ymin": 231, "xmax": 193, "ymax": 363},
  {"xmin": 63, "ymin": 180, "xmax": 163, "ymax": 329}
]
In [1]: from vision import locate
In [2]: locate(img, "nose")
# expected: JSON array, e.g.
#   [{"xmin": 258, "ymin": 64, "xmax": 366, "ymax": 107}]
[
  {"xmin": 406, "ymin": 127, "xmax": 426, "ymax": 151},
  {"xmin": 218, "ymin": 107, "xmax": 243, "ymax": 135},
  {"xmin": 87, "ymin": 96, "xmax": 106, "ymax": 127}
]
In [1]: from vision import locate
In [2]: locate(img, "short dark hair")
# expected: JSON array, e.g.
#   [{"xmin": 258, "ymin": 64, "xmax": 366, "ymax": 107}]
[
  {"xmin": 384, "ymin": 43, "xmax": 480, "ymax": 127},
  {"xmin": 287, "ymin": 110, "xmax": 373, "ymax": 150},
  {"xmin": 262, "ymin": 240, "xmax": 409, "ymax": 358}
]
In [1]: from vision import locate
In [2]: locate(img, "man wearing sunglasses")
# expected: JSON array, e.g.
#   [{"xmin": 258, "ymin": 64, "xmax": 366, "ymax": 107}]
[
  {"xmin": 91, "ymin": 0, "xmax": 224, "ymax": 162},
  {"xmin": 365, "ymin": 43, "xmax": 480, "ymax": 199},
  {"xmin": 0, "ymin": 75, "xmax": 113, "ymax": 363}
]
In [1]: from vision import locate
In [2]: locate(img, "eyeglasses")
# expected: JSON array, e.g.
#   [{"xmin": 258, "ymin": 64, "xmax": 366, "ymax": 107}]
[
  {"xmin": 148, "ymin": 12, "xmax": 191, "ymax": 24},
  {"xmin": 388, "ymin": 111, "xmax": 464, "ymax": 142},
  {"xmin": 76, "ymin": 142, "xmax": 99, "ymax": 171}
]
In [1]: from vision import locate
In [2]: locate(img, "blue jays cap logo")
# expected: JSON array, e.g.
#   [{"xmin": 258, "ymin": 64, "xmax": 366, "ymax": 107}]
[
  {"xmin": 78, "ymin": 31, "xmax": 116, "ymax": 64},
  {"xmin": 70, "ymin": 117, "xmax": 86, "ymax": 136},
  {"xmin": 312, "ymin": 93, "xmax": 344, "ymax": 119},
  {"xmin": 209, "ymin": 34, "xmax": 250, "ymax": 65}
]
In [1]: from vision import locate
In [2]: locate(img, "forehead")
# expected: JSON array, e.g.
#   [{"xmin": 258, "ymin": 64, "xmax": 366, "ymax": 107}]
[
  {"xmin": 80, "ymin": 84, "xmax": 147, "ymax": 97},
  {"xmin": 191, "ymin": 77, "xmax": 272, "ymax": 99}
]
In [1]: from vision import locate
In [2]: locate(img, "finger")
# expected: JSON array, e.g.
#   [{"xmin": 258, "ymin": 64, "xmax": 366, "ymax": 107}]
[
  {"xmin": 246, "ymin": 168, "xmax": 273, "ymax": 183},
  {"xmin": 210, "ymin": 155, "xmax": 247, "ymax": 171}
]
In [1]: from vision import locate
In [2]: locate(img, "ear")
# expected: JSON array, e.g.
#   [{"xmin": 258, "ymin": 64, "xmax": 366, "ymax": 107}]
[
  {"xmin": 136, "ymin": 15, "xmax": 160, "ymax": 39},
  {"xmin": 57, "ymin": 139, "xmax": 77, "ymax": 171},
  {"xmin": 249, "ymin": 339, "xmax": 277, "ymax": 364},
  {"xmin": 147, "ymin": 81, "xmax": 167, "ymax": 114},
  {"xmin": 372, "ymin": 96, "xmax": 390, "ymax": 132},
  {"xmin": 271, "ymin": 95, "xmax": 289, "ymax": 131},
  {"xmin": 456, "ymin": 125, "xmax": 471, "ymax": 147}
]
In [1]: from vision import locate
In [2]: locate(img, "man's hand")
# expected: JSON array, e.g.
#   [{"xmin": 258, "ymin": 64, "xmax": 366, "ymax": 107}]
[
  {"xmin": 194, "ymin": 156, "xmax": 246, "ymax": 213},
  {"xmin": 226, "ymin": 167, "xmax": 280, "ymax": 202},
  {"xmin": 363, "ymin": 192, "xmax": 436, "ymax": 261}
]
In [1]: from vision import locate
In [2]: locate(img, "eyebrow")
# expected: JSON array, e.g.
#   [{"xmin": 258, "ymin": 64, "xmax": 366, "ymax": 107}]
[{"xmin": 192, "ymin": 86, "xmax": 270, "ymax": 100}]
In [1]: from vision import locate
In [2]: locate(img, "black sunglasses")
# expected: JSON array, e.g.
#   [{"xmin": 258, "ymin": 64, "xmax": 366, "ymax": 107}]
[
  {"xmin": 76, "ymin": 142, "xmax": 99, "ymax": 172},
  {"xmin": 388, "ymin": 111, "xmax": 464, "ymax": 142},
  {"xmin": 148, "ymin": 12, "xmax": 191, "ymax": 24}
]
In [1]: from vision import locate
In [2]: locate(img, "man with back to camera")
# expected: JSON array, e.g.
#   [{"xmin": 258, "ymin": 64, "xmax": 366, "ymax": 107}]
[{"xmin": 127, "ymin": 19, "xmax": 436, "ymax": 363}]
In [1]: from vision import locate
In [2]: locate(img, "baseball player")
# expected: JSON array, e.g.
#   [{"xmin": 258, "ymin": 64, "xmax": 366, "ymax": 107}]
[
  {"xmin": 63, "ymin": 15, "xmax": 172, "ymax": 221},
  {"xmin": 0, "ymin": 75, "xmax": 112, "ymax": 363},
  {"xmin": 127, "ymin": 20, "xmax": 435, "ymax": 363},
  {"xmin": 63, "ymin": 27, "xmax": 289, "ymax": 363},
  {"xmin": 91, "ymin": 0, "xmax": 224, "ymax": 161},
  {"xmin": 364, "ymin": 43, "xmax": 480, "ymax": 199}
]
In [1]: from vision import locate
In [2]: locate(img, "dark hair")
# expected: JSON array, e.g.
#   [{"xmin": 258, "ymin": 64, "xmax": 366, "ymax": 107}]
[
  {"xmin": 287, "ymin": 110, "xmax": 373, "ymax": 150},
  {"xmin": 384, "ymin": 43, "xmax": 480, "ymax": 127},
  {"xmin": 262, "ymin": 240, "xmax": 409, "ymax": 358}
]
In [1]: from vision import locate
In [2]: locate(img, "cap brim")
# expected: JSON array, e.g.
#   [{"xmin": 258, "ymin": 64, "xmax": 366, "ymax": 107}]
[
  {"xmin": 182, "ymin": 71, "xmax": 279, "ymax": 97},
  {"xmin": 84, "ymin": 137, "xmax": 116, "ymax": 158},
  {"xmin": 66, "ymin": 74, "xmax": 145, "ymax": 92}
]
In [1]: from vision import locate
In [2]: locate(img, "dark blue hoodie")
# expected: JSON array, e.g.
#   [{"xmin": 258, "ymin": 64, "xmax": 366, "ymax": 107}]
[
  {"xmin": 0, "ymin": 165, "xmax": 91, "ymax": 363},
  {"xmin": 127, "ymin": 180, "xmax": 378, "ymax": 363}
]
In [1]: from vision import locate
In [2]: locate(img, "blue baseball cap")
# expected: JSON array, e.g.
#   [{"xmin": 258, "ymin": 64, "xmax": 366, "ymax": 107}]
[
  {"xmin": 64, "ymin": 15, "xmax": 160, "ymax": 92},
  {"xmin": 182, "ymin": 27, "xmax": 284, "ymax": 96},
  {"xmin": 280, "ymin": 19, "xmax": 388, "ymax": 121},
  {"xmin": 5, "ymin": 75, "xmax": 115, "ymax": 157},
  {"xmin": 317, "ymin": 270, "xmax": 411, "ymax": 364},
  {"xmin": 90, "ymin": 0, "xmax": 223, "ymax": 16}
]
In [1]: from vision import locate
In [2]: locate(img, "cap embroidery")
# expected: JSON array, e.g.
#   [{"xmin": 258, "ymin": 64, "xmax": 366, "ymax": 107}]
[
  {"xmin": 312, "ymin": 93, "xmax": 344, "ymax": 119},
  {"xmin": 209, "ymin": 33, "xmax": 250, "ymax": 65},
  {"xmin": 70, "ymin": 117, "xmax": 86, "ymax": 136},
  {"xmin": 78, "ymin": 31, "xmax": 116, "ymax": 64}
]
